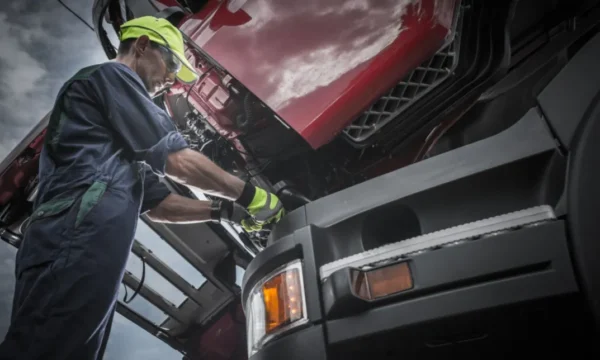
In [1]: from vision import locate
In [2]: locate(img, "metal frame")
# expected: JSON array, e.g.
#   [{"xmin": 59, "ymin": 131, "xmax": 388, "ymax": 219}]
[
  {"xmin": 1, "ymin": 178, "xmax": 247, "ymax": 355},
  {"xmin": 131, "ymin": 240, "xmax": 207, "ymax": 307},
  {"xmin": 115, "ymin": 302, "xmax": 187, "ymax": 355},
  {"xmin": 140, "ymin": 216, "xmax": 229, "ymax": 293},
  {"xmin": 122, "ymin": 271, "xmax": 187, "ymax": 324}
]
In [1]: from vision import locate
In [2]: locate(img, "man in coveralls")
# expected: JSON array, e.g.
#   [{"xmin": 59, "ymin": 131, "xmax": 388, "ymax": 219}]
[{"xmin": 0, "ymin": 16, "xmax": 284, "ymax": 359}]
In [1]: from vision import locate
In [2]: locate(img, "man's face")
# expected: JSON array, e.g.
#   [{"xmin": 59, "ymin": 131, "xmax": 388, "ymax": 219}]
[{"xmin": 133, "ymin": 36, "xmax": 178, "ymax": 96}]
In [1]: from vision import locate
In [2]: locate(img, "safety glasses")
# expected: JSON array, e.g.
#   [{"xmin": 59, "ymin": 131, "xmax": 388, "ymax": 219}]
[{"xmin": 155, "ymin": 43, "xmax": 182, "ymax": 75}]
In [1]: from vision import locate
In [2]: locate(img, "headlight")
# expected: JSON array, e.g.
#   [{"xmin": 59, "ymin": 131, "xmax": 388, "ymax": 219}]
[{"xmin": 246, "ymin": 260, "xmax": 308, "ymax": 357}]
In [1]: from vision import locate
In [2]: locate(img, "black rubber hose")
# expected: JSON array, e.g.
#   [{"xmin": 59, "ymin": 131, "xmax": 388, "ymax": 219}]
[{"xmin": 236, "ymin": 92, "xmax": 254, "ymax": 129}]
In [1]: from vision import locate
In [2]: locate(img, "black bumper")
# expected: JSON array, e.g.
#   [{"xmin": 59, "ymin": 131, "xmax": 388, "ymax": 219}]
[
  {"xmin": 249, "ymin": 220, "xmax": 584, "ymax": 360},
  {"xmin": 250, "ymin": 325, "xmax": 327, "ymax": 360}
]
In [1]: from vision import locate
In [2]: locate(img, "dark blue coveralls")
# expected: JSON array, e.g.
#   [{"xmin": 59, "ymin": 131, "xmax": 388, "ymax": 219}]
[{"xmin": 0, "ymin": 62, "xmax": 189, "ymax": 359}]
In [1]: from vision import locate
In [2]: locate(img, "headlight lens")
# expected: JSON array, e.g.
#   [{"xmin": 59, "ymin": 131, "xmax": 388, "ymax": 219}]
[{"xmin": 246, "ymin": 260, "xmax": 307, "ymax": 357}]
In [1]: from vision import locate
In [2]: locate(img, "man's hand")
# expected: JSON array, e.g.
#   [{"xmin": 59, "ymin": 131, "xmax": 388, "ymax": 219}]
[
  {"xmin": 145, "ymin": 188, "xmax": 284, "ymax": 234},
  {"xmin": 246, "ymin": 187, "xmax": 285, "ymax": 224},
  {"xmin": 235, "ymin": 184, "xmax": 285, "ymax": 231},
  {"xmin": 212, "ymin": 185, "xmax": 285, "ymax": 233},
  {"xmin": 163, "ymin": 147, "xmax": 286, "ymax": 232},
  {"xmin": 213, "ymin": 203, "xmax": 264, "ymax": 233},
  {"xmin": 211, "ymin": 199, "xmax": 253, "ymax": 226}
]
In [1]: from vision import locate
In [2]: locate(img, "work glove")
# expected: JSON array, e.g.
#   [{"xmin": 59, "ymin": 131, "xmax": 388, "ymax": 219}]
[
  {"xmin": 211, "ymin": 199, "xmax": 252, "ymax": 226},
  {"xmin": 236, "ymin": 183, "xmax": 285, "ymax": 232}
]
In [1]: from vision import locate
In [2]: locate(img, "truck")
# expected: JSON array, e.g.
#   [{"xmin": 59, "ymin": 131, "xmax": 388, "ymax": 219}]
[{"xmin": 1, "ymin": 0, "xmax": 599, "ymax": 358}]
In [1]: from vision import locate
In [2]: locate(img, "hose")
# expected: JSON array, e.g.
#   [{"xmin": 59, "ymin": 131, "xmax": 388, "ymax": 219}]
[
  {"xmin": 123, "ymin": 256, "xmax": 146, "ymax": 304},
  {"xmin": 235, "ymin": 92, "xmax": 255, "ymax": 130}
]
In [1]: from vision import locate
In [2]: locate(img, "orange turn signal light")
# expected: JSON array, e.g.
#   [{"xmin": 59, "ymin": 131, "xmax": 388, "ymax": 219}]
[
  {"xmin": 352, "ymin": 261, "xmax": 413, "ymax": 300},
  {"xmin": 262, "ymin": 267, "xmax": 304, "ymax": 333}
]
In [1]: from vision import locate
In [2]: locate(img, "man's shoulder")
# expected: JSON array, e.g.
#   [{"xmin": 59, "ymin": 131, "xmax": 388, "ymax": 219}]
[
  {"xmin": 71, "ymin": 61, "xmax": 135, "ymax": 81},
  {"xmin": 66, "ymin": 62, "xmax": 146, "ymax": 98}
]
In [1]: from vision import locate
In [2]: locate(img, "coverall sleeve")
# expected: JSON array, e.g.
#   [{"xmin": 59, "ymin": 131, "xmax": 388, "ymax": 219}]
[
  {"xmin": 141, "ymin": 166, "xmax": 172, "ymax": 214},
  {"xmin": 88, "ymin": 62, "xmax": 189, "ymax": 176}
]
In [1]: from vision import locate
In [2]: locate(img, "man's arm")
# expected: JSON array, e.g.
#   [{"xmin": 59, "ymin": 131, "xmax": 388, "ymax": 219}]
[
  {"xmin": 165, "ymin": 148, "xmax": 244, "ymax": 201},
  {"xmin": 89, "ymin": 62, "xmax": 283, "ymax": 226},
  {"xmin": 146, "ymin": 193, "xmax": 212, "ymax": 224},
  {"xmin": 89, "ymin": 62, "xmax": 244, "ymax": 200},
  {"xmin": 139, "ymin": 166, "xmax": 212, "ymax": 223},
  {"xmin": 142, "ymin": 167, "xmax": 250, "ymax": 226}
]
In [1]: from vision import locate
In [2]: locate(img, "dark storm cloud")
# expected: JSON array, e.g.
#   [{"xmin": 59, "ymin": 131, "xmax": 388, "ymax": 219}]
[
  {"xmin": 0, "ymin": 242, "xmax": 17, "ymax": 340},
  {"xmin": 0, "ymin": 0, "xmax": 106, "ymax": 159}
]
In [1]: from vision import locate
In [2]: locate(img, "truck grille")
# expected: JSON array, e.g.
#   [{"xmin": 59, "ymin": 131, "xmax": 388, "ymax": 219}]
[{"xmin": 343, "ymin": 12, "xmax": 463, "ymax": 143}]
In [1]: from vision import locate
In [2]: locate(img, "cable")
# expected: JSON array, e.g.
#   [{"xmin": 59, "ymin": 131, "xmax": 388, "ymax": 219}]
[
  {"xmin": 57, "ymin": 0, "xmax": 94, "ymax": 32},
  {"xmin": 147, "ymin": 0, "xmax": 160, "ymax": 12},
  {"xmin": 123, "ymin": 256, "xmax": 146, "ymax": 304}
]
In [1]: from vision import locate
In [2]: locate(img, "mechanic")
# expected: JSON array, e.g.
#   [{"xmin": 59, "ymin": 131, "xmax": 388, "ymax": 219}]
[{"xmin": 0, "ymin": 16, "xmax": 284, "ymax": 360}]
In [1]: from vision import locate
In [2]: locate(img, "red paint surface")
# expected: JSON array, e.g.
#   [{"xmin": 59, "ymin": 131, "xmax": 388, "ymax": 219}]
[
  {"xmin": 0, "ymin": 129, "xmax": 45, "ymax": 205},
  {"xmin": 186, "ymin": 302, "xmax": 246, "ymax": 360},
  {"xmin": 178, "ymin": 0, "xmax": 458, "ymax": 148}
]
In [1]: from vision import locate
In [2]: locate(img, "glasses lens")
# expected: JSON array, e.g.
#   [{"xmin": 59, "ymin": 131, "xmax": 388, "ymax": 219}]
[{"xmin": 158, "ymin": 45, "xmax": 181, "ymax": 74}]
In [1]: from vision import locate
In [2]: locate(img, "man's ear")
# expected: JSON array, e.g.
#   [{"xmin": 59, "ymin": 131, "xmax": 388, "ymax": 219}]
[{"xmin": 134, "ymin": 35, "xmax": 151, "ymax": 57}]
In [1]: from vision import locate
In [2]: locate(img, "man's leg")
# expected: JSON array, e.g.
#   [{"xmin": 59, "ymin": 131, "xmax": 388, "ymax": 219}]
[
  {"xmin": 0, "ymin": 253, "xmax": 121, "ymax": 360},
  {"xmin": 68, "ymin": 301, "xmax": 117, "ymax": 360},
  {"xmin": 0, "ymin": 184, "xmax": 137, "ymax": 360},
  {"xmin": 96, "ymin": 303, "xmax": 117, "ymax": 358},
  {"xmin": 0, "ymin": 209, "xmax": 131, "ymax": 359}
]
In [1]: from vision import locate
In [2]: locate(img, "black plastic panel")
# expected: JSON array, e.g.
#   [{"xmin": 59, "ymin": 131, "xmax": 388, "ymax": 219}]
[
  {"xmin": 268, "ymin": 206, "xmax": 307, "ymax": 244},
  {"xmin": 538, "ymin": 31, "xmax": 600, "ymax": 149},
  {"xmin": 567, "ymin": 91, "xmax": 600, "ymax": 326},
  {"xmin": 277, "ymin": 108, "xmax": 555, "ymax": 234},
  {"xmin": 249, "ymin": 325, "xmax": 327, "ymax": 360},
  {"xmin": 325, "ymin": 221, "xmax": 578, "ymax": 343},
  {"xmin": 328, "ymin": 293, "xmax": 595, "ymax": 360},
  {"xmin": 244, "ymin": 106, "xmax": 562, "ymax": 325},
  {"xmin": 288, "ymin": 110, "xmax": 561, "ymax": 269}
]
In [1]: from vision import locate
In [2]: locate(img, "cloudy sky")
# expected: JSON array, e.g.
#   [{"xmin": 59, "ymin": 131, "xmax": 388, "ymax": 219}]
[
  {"xmin": 0, "ymin": 0, "xmax": 116, "ymax": 160},
  {"xmin": 0, "ymin": 1, "xmax": 184, "ymax": 358}
]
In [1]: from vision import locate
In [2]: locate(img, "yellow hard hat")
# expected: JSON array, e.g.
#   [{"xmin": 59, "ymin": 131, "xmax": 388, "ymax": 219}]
[{"xmin": 119, "ymin": 16, "xmax": 199, "ymax": 84}]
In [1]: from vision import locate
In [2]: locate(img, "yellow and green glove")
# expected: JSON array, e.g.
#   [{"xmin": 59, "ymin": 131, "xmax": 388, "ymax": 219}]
[{"xmin": 236, "ymin": 183, "xmax": 285, "ymax": 232}]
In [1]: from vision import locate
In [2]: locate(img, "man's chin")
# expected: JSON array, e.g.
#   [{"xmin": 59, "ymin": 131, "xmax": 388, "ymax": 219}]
[
  {"xmin": 150, "ymin": 87, "xmax": 169, "ymax": 99},
  {"xmin": 145, "ymin": 85, "xmax": 159, "ymax": 97}
]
